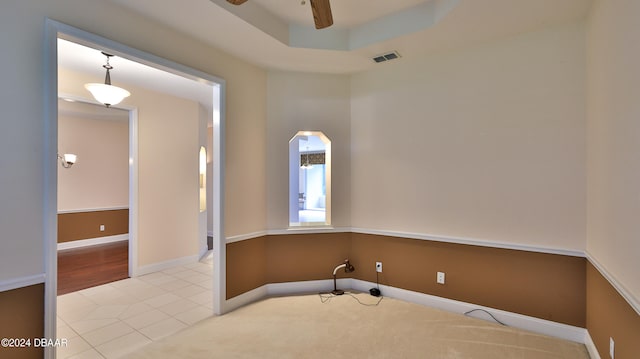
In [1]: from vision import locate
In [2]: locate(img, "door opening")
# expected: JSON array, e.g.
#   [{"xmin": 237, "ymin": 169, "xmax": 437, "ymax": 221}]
[{"xmin": 45, "ymin": 20, "xmax": 226, "ymax": 358}]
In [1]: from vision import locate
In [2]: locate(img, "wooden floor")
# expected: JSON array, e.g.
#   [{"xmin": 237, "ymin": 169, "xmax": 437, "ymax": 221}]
[{"xmin": 57, "ymin": 241, "xmax": 129, "ymax": 295}]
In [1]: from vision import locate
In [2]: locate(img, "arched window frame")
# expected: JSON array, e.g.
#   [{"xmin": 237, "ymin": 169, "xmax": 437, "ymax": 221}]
[{"xmin": 289, "ymin": 131, "xmax": 331, "ymax": 227}]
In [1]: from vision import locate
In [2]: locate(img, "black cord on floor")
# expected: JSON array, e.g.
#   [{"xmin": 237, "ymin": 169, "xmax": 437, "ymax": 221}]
[
  {"xmin": 318, "ymin": 292, "xmax": 334, "ymax": 303},
  {"xmin": 464, "ymin": 308, "xmax": 507, "ymax": 326},
  {"xmin": 346, "ymin": 292, "xmax": 383, "ymax": 306},
  {"xmin": 318, "ymin": 292, "xmax": 383, "ymax": 306}
]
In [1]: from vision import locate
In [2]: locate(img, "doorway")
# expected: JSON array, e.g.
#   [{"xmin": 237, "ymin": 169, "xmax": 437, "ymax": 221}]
[
  {"xmin": 56, "ymin": 98, "xmax": 131, "ymax": 294},
  {"xmin": 45, "ymin": 19, "xmax": 226, "ymax": 358}
]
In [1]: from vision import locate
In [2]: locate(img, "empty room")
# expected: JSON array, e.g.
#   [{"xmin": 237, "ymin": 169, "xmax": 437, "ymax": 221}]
[{"xmin": 0, "ymin": 0, "xmax": 639, "ymax": 358}]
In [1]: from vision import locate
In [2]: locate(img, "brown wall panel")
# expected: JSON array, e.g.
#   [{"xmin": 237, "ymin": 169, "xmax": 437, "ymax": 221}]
[
  {"xmin": 226, "ymin": 232, "xmax": 586, "ymax": 327},
  {"xmin": 58, "ymin": 209, "xmax": 128, "ymax": 243},
  {"xmin": 226, "ymin": 237, "xmax": 268, "ymax": 299},
  {"xmin": 266, "ymin": 233, "xmax": 351, "ymax": 284},
  {"xmin": 586, "ymin": 262, "xmax": 640, "ymax": 359},
  {"xmin": 350, "ymin": 233, "xmax": 586, "ymax": 327},
  {"xmin": 0, "ymin": 284, "xmax": 44, "ymax": 359}
]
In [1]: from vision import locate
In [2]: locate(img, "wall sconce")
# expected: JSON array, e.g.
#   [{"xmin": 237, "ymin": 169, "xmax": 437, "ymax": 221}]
[
  {"xmin": 331, "ymin": 259, "xmax": 355, "ymax": 295},
  {"xmin": 58, "ymin": 153, "xmax": 77, "ymax": 169}
]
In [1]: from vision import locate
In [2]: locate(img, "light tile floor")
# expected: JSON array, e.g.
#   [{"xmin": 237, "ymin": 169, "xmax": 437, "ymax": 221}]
[{"xmin": 56, "ymin": 253, "xmax": 214, "ymax": 359}]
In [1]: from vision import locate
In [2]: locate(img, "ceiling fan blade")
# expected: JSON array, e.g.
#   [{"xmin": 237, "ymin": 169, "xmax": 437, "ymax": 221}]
[
  {"xmin": 227, "ymin": 0, "xmax": 248, "ymax": 5},
  {"xmin": 310, "ymin": 0, "xmax": 333, "ymax": 29}
]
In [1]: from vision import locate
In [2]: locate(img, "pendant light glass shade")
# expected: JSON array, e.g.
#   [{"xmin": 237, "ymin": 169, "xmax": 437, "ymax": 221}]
[{"xmin": 84, "ymin": 83, "xmax": 130, "ymax": 107}]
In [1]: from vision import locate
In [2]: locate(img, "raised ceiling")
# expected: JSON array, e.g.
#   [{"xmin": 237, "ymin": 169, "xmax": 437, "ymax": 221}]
[
  {"xmin": 254, "ymin": 0, "xmax": 428, "ymax": 28},
  {"xmin": 109, "ymin": 0, "xmax": 592, "ymax": 74}
]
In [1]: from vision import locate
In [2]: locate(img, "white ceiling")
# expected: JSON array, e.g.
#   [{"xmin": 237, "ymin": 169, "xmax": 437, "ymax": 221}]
[
  {"xmin": 254, "ymin": 0, "xmax": 428, "ymax": 28},
  {"xmin": 57, "ymin": 38, "xmax": 213, "ymax": 114},
  {"xmin": 58, "ymin": 0, "xmax": 592, "ymax": 116},
  {"xmin": 108, "ymin": 0, "xmax": 592, "ymax": 74}
]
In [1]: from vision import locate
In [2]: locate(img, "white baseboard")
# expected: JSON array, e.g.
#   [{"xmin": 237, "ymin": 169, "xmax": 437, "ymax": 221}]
[
  {"xmin": 584, "ymin": 331, "xmax": 601, "ymax": 359},
  {"xmin": 222, "ymin": 278, "xmax": 589, "ymax": 345},
  {"xmin": 224, "ymin": 285, "xmax": 268, "ymax": 313},
  {"xmin": 199, "ymin": 244, "xmax": 209, "ymax": 261},
  {"xmin": 57, "ymin": 234, "xmax": 128, "ymax": 251},
  {"xmin": 223, "ymin": 279, "xmax": 351, "ymax": 313},
  {"xmin": 0, "ymin": 273, "xmax": 46, "ymax": 292},
  {"xmin": 350, "ymin": 279, "xmax": 587, "ymax": 343},
  {"xmin": 267, "ymin": 279, "xmax": 351, "ymax": 297},
  {"xmin": 135, "ymin": 255, "xmax": 200, "ymax": 277}
]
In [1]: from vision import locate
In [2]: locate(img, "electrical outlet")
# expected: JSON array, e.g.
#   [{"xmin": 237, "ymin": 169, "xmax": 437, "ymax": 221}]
[
  {"xmin": 609, "ymin": 337, "xmax": 614, "ymax": 358},
  {"xmin": 437, "ymin": 271, "xmax": 445, "ymax": 284},
  {"xmin": 100, "ymin": 224, "xmax": 105, "ymax": 232},
  {"xmin": 376, "ymin": 262, "xmax": 382, "ymax": 273}
]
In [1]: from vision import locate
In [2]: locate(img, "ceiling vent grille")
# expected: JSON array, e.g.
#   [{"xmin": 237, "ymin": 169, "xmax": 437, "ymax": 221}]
[{"xmin": 372, "ymin": 51, "xmax": 401, "ymax": 63}]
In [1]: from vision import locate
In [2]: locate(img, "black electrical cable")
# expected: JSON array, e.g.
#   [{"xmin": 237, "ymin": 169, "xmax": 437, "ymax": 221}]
[
  {"xmin": 318, "ymin": 292, "xmax": 335, "ymax": 303},
  {"xmin": 464, "ymin": 308, "xmax": 507, "ymax": 326},
  {"xmin": 317, "ymin": 291, "xmax": 383, "ymax": 306},
  {"xmin": 345, "ymin": 292, "xmax": 383, "ymax": 306}
]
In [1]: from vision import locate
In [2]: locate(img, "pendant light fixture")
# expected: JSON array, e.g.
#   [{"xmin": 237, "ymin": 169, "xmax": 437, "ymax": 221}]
[{"xmin": 84, "ymin": 52, "xmax": 130, "ymax": 107}]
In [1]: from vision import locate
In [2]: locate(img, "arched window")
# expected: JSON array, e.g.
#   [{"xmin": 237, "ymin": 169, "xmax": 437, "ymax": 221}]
[{"xmin": 289, "ymin": 131, "xmax": 331, "ymax": 227}]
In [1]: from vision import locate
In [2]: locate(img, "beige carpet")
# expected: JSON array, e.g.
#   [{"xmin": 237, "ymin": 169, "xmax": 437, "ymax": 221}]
[{"xmin": 125, "ymin": 293, "xmax": 590, "ymax": 359}]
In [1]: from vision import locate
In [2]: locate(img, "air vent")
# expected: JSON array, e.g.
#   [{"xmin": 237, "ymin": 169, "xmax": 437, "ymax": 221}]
[{"xmin": 372, "ymin": 51, "xmax": 401, "ymax": 63}]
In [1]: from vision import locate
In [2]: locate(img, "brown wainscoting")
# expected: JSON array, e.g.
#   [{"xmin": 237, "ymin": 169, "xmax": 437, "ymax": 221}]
[
  {"xmin": 58, "ymin": 209, "xmax": 128, "ymax": 243},
  {"xmin": 226, "ymin": 233, "xmax": 352, "ymax": 299},
  {"xmin": 266, "ymin": 232, "xmax": 351, "ymax": 284},
  {"xmin": 226, "ymin": 237, "xmax": 268, "ymax": 299},
  {"xmin": 350, "ymin": 233, "xmax": 586, "ymax": 327},
  {"xmin": 586, "ymin": 262, "xmax": 640, "ymax": 359},
  {"xmin": 0, "ymin": 284, "xmax": 44, "ymax": 359},
  {"xmin": 226, "ymin": 232, "xmax": 586, "ymax": 327}
]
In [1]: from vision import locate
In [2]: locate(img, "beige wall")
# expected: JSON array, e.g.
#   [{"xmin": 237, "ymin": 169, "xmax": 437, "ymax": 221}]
[
  {"xmin": 0, "ymin": 0, "xmax": 267, "ymax": 280},
  {"xmin": 586, "ymin": 0, "xmax": 640, "ymax": 308},
  {"xmin": 58, "ymin": 111, "xmax": 128, "ymax": 211},
  {"xmin": 350, "ymin": 21, "xmax": 586, "ymax": 251},
  {"xmin": 135, "ymin": 82, "xmax": 201, "ymax": 266},
  {"xmin": 266, "ymin": 71, "xmax": 351, "ymax": 229}
]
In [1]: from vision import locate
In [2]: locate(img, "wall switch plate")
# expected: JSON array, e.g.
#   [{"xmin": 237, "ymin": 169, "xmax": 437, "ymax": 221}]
[
  {"xmin": 376, "ymin": 262, "xmax": 382, "ymax": 273},
  {"xmin": 610, "ymin": 337, "xmax": 614, "ymax": 358},
  {"xmin": 100, "ymin": 224, "xmax": 105, "ymax": 232},
  {"xmin": 437, "ymin": 272, "xmax": 445, "ymax": 284}
]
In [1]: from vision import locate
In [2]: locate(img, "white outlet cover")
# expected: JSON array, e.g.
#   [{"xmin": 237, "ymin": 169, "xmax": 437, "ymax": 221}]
[
  {"xmin": 437, "ymin": 272, "xmax": 445, "ymax": 284},
  {"xmin": 376, "ymin": 262, "xmax": 382, "ymax": 273}
]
